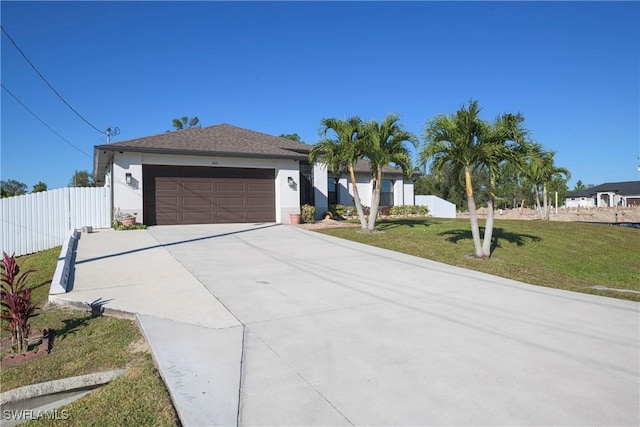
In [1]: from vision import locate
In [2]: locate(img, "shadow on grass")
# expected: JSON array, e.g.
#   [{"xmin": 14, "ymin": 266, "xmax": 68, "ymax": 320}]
[
  {"xmin": 439, "ymin": 227, "xmax": 542, "ymax": 252},
  {"xmin": 56, "ymin": 315, "xmax": 94, "ymax": 339},
  {"xmin": 375, "ymin": 219, "xmax": 436, "ymax": 231},
  {"xmin": 32, "ymin": 280, "xmax": 52, "ymax": 292}
]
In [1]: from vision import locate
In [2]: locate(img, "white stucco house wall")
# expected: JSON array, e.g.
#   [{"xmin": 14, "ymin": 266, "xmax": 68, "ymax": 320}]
[
  {"xmin": 326, "ymin": 160, "xmax": 415, "ymax": 209},
  {"xmin": 93, "ymin": 124, "xmax": 415, "ymax": 226}
]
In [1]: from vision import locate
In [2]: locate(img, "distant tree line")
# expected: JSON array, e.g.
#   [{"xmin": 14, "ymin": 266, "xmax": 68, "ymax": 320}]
[{"xmin": 1, "ymin": 170, "xmax": 100, "ymax": 198}]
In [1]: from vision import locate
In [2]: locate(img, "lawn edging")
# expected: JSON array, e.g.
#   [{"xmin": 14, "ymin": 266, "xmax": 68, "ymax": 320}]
[
  {"xmin": 49, "ymin": 229, "xmax": 79, "ymax": 295},
  {"xmin": 0, "ymin": 369, "xmax": 126, "ymax": 405}
]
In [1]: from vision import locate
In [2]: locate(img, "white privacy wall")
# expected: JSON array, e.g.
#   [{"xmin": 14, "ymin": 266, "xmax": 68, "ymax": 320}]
[
  {"xmin": 1, "ymin": 187, "xmax": 112, "ymax": 256},
  {"xmin": 414, "ymin": 195, "xmax": 456, "ymax": 218}
]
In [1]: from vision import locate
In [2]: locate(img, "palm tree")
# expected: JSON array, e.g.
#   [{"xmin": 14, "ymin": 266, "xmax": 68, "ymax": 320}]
[
  {"xmin": 420, "ymin": 100, "xmax": 486, "ymax": 258},
  {"xmin": 361, "ymin": 114, "xmax": 417, "ymax": 231},
  {"xmin": 172, "ymin": 116, "xmax": 200, "ymax": 130},
  {"xmin": 309, "ymin": 117, "xmax": 368, "ymax": 230},
  {"xmin": 479, "ymin": 113, "xmax": 528, "ymax": 256},
  {"xmin": 520, "ymin": 144, "xmax": 570, "ymax": 220}
]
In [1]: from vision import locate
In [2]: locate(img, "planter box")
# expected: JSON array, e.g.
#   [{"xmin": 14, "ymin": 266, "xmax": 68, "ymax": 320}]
[{"xmin": 120, "ymin": 217, "xmax": 136, "ymax": 226}]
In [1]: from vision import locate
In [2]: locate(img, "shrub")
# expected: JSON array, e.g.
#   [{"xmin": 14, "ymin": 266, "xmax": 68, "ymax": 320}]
[
  {"xmin": 388, "ymin": 205, "xmax": 430, "ymax": 216},
  {"xmin": 301, "ymin": 204, "xmax": 315, "ymax": 224},
  {"xmin": 329, "ymin": 204, "xmax": 357, "ymax": 218},
  {"xmin": 378, "ymin": 206, "xmax": 392, "ymax": 216},
  {"xmin": 1, "ymin": 252, "xmax": 39, "ymax": 353},
  {"xmin": 113, "ymin": 219, "xmax": 147, "ymax": 230}
]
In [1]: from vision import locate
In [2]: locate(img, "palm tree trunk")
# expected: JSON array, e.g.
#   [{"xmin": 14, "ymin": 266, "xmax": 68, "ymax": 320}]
[
  {"xmin": 367, "ymin": 170, "xmax": 382, "ymax": 231},
  {"xmin": 543, "ymin": 183, "xmax": 549, "ymax": 220},
  {"xmin": 481, "ymin": 175, "xmax": 496, "ymax": 257},
  {"xmin": 348, "ymin": 165, "xmax": 368, "ymax": 230},
  {"xmin": 534, "ymin": 186, "xmax": 543, "ymax": 219},
  {"xmin": 465, "ymin": 167, "xmax": 484, "ymax": 258}
]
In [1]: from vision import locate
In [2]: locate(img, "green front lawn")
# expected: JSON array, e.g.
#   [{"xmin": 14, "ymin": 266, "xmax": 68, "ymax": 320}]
[{"xmin": 318, "ymin": 218, "xmax": 640, "ymax": 301}]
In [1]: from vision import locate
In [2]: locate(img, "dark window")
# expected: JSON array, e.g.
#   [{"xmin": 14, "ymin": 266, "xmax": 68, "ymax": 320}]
[
  {"xmin": 299, "ymin": 162, "xmax": 314, "ymax": 206},
  {"xmin": 328, "ymin": 177, "xmax": 338, "ymax": 205},
  {"xmin": 380, "ymin": 179, "xmax": 394, "ymax": 206}
]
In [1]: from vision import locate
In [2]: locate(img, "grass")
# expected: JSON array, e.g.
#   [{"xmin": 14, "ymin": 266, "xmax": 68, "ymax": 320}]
[
  {"xmin": 1, "ymin": 247, "xmax": 180, "ymax": 426},
  {"xmin": 318, "ymin": 218, "xmax": 640, "ymax": 302}
]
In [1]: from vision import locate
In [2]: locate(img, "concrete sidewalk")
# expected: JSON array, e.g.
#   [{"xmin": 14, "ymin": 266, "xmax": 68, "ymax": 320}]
[
  {"xmin": 49, "ymin": 227, "xmax": 245, "ymax": 426},
  {"xmin": 51, "ymin": 224, "xmax": 640, "ymax": 426}
]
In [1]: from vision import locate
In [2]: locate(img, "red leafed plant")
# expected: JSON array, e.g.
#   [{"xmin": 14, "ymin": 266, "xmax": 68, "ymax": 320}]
[{"xmin": 1, "ymin": 252, "xmax": 39, "ymax": 354}]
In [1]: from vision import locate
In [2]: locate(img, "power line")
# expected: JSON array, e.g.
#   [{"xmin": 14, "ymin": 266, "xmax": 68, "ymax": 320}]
[
  {"xmin": 1, "ymin": 83, "xmax": 92, "ymax": 159},
  {"xmin": 1, "ymin": 25, "xmax": 105, "ymax": 134}
]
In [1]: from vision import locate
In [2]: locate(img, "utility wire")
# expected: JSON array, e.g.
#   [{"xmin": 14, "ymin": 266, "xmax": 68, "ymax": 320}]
[
  {"xmin": 1, "ymin": 25, "xmax": 105, "ymax": 134},
  {"xmin": 2, "ymin": 83, "xmax": 92, "ymax": 158}
]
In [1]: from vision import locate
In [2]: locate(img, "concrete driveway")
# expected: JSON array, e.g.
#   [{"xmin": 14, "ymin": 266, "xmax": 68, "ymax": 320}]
[{"xmin": 57, "ymin": 224, "xmax": 639, "ymax": 426}]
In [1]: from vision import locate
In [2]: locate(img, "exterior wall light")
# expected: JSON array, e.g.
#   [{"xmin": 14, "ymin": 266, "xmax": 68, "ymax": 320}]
[
  {"xmin": 125, "ymin": 173, "xmax": 132, "ymax": 185},
  {"xmin": 288, "ymin": 177, "xmax": 295, "ymax": 187}
]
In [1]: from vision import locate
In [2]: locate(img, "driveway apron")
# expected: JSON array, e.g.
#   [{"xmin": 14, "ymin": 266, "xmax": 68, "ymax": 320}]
[{"xmin": 144, "ymin": 224, "xmax": 639, "ymax": 426}]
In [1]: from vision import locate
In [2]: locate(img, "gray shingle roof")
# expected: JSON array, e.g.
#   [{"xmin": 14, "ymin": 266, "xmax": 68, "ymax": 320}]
[
  {"xmin": 95, "ymin": 123, "xmax": 312, "ymax": 159},
  {"xmin": 351, "ymin": 159, "xmax": 406, "ymax": 175}
]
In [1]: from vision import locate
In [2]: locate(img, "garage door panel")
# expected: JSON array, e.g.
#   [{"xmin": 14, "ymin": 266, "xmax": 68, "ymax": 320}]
[
  {"xmin": 156, "ymin": 179, "xmax": 180, "ymax": 191},
  {"xmin": 182, "ymin": 181, "xmax": 213, "ymax": 191},
  {"xmin": 183, "ymin": 212, "xmax": 215, "ymax": 222},
  {"xmin": 215, "ymin": 197, "xmax": 245, "ymax": 206},
  {"xmin": 156, "ymin": 212, "xmax": 179, "ymax": 223},
  {"xmin": 247, "ymin": 183, "xmax": 273, "ymax": 192},
  {"xmin": 143, "ymin": 165, "xmax": 275, "ymax": 225},
  {"xmin": 157, "ymin": 197, "xmax": 179, "ymax": 206},
  {"xmin": 183, "ymin": 197, "xmax": 213, "ymax": 206},
  {"xmin": 248, "ymin": 211, "xmax": 276, "ymax": 221},
  {"xmin": 215, "ymin": 182, "xmax": 246, "ymax": 192},
  {"xmin": 247, "ymin": 197, "xmax": 274, "ymax": 206}
]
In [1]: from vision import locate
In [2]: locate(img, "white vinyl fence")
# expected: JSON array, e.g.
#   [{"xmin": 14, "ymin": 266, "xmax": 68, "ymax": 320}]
[{"xmin": 1, "ymin": 187, "xmax": 111, "ymax": 257}]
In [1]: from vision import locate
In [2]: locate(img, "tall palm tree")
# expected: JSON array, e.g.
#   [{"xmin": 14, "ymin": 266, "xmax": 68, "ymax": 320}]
[
  {"xmin": 309, "ymin": 117, "xmax": 368, "ymax": 230},
  {"xmin": 420, "ymin": 100, "xmax": 486, "ymax": 258},
  {"xmin": 479, "ymin": 113, "xmax": 528, "ymax": 256},
  {"xmin": 361, "ymin": 114, "xmax": 417, "ymax": 231}
]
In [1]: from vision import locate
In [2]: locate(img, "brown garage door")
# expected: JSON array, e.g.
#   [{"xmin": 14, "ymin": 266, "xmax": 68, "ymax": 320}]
[{"xmin": 143, "ymin": 165, "xmax": 275, "ymax": 225}]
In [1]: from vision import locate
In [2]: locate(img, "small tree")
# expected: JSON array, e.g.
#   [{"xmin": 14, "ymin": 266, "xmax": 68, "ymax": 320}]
[
  {"xmin": 172, "ymin": 116, "xmax": 200, "ymax": 130},
  {"xmin": 1, "ymin": 179, "xmax": 28, "ymax": 198},
  {"xmin": 69, "ymin": 170, "xmax": 98, "ymax": 187},
  {"xmin": 1, "ymin": 252, "xmax": 38, "ymax": 354},
  {"xmin": 279, "ymin": 133, "xmax": 302, "ymax": 142},
  {"xmin": 32, "ymin": 181, "xmax": 48, "ymax": 193}
]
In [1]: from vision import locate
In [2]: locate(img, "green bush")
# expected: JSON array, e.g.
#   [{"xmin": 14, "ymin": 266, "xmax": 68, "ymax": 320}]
[
  {"xmin": 329, "ymin": 204, "xmax": 357, "ymax": 217},
  {"xmin": 301, "ymin": 204, "xmax": 315, "ymax": 223},
  {"xmin": 113, "ymin": 220, "xmax": 147, "ymax": 230}
]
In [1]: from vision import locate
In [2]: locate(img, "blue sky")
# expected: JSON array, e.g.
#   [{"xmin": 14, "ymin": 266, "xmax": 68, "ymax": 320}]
[{"xmin": 2, "ymin": 1, "xmax": 639, "ymax": 191}]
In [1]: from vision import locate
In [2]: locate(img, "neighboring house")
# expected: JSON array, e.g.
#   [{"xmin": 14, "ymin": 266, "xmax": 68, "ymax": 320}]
[
  {"xmin": 564, "ymin": 181, "xmax": 640, "ymax": 208},
  {"xmin": 93, "ymin": 124, "xmax": 415, "ymax": 225}
]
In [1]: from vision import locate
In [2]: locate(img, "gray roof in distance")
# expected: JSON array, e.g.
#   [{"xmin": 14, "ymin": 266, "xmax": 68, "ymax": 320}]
[{"xmin": 566, "ymin": 181, "xmax": 640, "ymax": 198}]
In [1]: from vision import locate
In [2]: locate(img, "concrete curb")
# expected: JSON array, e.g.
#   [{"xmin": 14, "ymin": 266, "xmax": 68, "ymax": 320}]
[
  {"xmin": 46, "ymin": 296, "xmax": 136, "ymax": 320},
  {"xmin": 0, "ymin": 369, "xmax": 126, "ymax": 405},
  {"xmin": 49, "ymin": 229, "xmax": 79, "ymax": 295}
]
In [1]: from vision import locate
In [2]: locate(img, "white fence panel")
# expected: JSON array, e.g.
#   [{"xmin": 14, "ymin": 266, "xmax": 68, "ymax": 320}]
[
  {"xmin": 0, "ymin": 187, "xmax": 111, "ymax": 257},
  {"xmin": 414, "ymin": 195, "xmax": 457, "ymax": 218}
]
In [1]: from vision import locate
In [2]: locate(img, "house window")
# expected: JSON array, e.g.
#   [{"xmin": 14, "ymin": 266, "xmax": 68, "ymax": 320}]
[
  {"xmin": 328, "ymin": 178, "xmax": 338, "ymax": 205},
  {"xmin": 380, "ymin": 179, "xmax": 394, "ymax": 206}
]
